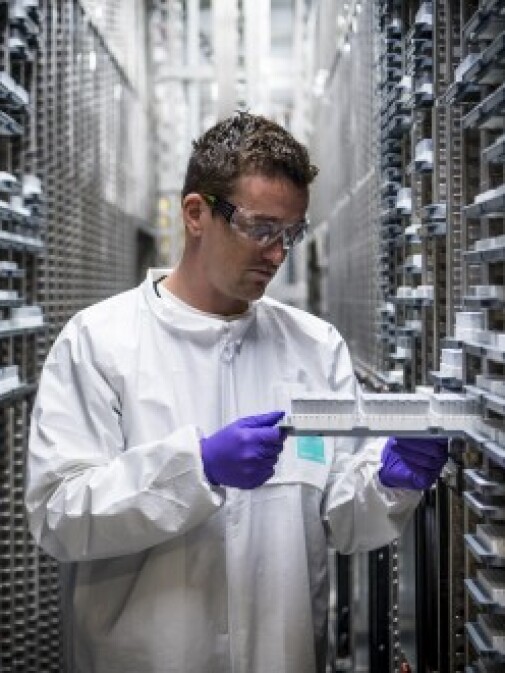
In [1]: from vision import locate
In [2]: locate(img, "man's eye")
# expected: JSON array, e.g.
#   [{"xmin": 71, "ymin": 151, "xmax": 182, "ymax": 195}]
[
  {"xmin": 234, "ymin": 213, "xmax": 263, "ymax": 231},
  {"xmin": 246, "ymin": 221, "xmax": 277, "ymax": 241}
]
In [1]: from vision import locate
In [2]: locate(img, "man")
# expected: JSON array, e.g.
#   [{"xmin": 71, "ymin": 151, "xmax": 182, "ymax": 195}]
[{"xmin": 26, "ymin": 112, "xmax": 447, "ymax": 673}]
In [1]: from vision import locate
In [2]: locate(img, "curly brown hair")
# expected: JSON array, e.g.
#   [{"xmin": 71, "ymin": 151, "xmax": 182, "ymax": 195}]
[{"xmin": 182, "ymin": 111, "xmax": 318, "ymax": 199}]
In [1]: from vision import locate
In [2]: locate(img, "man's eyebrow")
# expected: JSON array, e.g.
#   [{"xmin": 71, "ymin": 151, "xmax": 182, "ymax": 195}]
[{"xmin": 246, "ymin": 211, "xmax": 283, "ymax": 221}]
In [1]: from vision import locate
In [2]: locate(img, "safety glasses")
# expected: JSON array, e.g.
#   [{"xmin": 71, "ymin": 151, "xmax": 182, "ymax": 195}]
[{"xmin": 203, "ymin": 194, "xmax": 308, "ymax": 251}]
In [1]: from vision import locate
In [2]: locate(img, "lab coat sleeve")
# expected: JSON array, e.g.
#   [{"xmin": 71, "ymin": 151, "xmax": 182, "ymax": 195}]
[
  {"xmin": 323, "ymin": 437, "xmax": 421, "ymax": 554},
  {"xmin": 322, "ymin": 333, "xmax": 422, "ymax": 554},
  {"xmin": 25, "ymin": 323, "xmax": 224, "ymax": 563}
]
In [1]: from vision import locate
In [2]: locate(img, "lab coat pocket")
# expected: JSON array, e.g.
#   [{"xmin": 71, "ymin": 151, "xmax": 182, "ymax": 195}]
[
  {"xmin": 269, "ymin": 434, "xmax": 332, "ymax": 492},
  {"xmin": 268, "ymin": 379, "xmax": 332, "ymax": 491}
]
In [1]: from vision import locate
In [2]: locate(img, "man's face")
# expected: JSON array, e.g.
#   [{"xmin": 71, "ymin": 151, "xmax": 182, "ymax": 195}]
[{"xmin": 198, "ymin": 174, "xmax": 309, "ymax": 314}]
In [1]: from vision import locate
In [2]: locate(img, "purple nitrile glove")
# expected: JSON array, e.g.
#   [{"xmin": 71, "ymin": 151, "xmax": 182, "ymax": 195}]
[
  {"xmin": 201, "ymin": 411, "xmax": 287, "ymax": 489},
  {"xmin": 378, "ymin": 436, "xmax": 449, "ymax": 490}
]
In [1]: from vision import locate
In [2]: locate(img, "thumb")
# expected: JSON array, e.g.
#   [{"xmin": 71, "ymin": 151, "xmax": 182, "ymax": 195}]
[{"xmin": 239, "ymin": 411, "xmax": 286, "ymax": 428}]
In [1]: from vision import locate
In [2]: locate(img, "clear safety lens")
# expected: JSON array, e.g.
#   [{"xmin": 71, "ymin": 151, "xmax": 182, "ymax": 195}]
[{"xmin": 230, "ymin": 207, "xmax": 308, "ymax": 249}]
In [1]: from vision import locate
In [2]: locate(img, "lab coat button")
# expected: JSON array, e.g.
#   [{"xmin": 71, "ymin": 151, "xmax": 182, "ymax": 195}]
[{"xmin": 220, "ymin": 341, "xmax": 238, "ymax": 362}]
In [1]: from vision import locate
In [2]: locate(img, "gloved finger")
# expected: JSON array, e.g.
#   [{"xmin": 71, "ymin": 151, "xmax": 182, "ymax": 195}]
[
  {"xmin": 398, "ymin": 453, "xmax": 448, "ymax": 470},
  {"xmin": 392, "ymin": 449, "xmax": 448, "ymax": 470},
  {"xmin": 394, "ymin": 436, "xmax": 448, "ymax": 451},
  {"xmin": 242, "ymin": 465, "xmax": 275, "ymax": 489},
  {"xmin": 411, "ymin": 466, "xmax": 442, "ymax": 490},
  {"xmin": 248, "ymin": 425, "xmax": 288, "ymax": 447},
  {"xmin": 412, "ymin": 436, "xmax": 448, "ymax": 446},
  {"xmin": 261, "ymin": 455, "xmax": 280, "ymax": 471},
  {"xmin": 256, "ymin": 442, "xmax": 283, "ymax": 460},
  {"xmin": 393, "ymin": 438, "xmax": 449, "ymax": 459},
  {"xmin": 394, "ymin": 435, "xmax": 448, "ymax": 447},
  {"xmin": 279, "ymin": 427, "xmax": 290, "ymax": 442},
  {"xmin": 239, "ymin": 411, "xmax": 285, "ymax": 428}
]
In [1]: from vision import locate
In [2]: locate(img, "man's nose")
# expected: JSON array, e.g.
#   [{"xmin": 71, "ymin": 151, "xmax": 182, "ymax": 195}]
[{"xmin": 261, "ymin": 237, "xmax": 287, "ymax": 265}]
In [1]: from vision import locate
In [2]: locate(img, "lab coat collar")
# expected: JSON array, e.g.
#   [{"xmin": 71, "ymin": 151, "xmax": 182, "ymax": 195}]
[{"xmin": 141, "ymin": 268, "xmax": 257, "ymax": 344}]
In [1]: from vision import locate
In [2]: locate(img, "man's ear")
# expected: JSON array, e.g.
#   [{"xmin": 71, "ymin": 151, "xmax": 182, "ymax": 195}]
[{"xmin": 182, "ymin": 193, "xmax": 206, "ymax": 237}]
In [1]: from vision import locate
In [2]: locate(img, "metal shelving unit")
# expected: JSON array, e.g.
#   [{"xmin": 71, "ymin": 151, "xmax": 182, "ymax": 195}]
[
  {"xmin": 0, "ymin": 2, "xmax": 153, "ymax": 671},
  {"xmin": 309, "ymin": 1, "xmax": 504, "ymax": 672}
]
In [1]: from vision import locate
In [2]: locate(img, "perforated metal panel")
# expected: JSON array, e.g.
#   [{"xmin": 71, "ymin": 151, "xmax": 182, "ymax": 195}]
[
  {"xmin": 0, "ymin": 2, "xmax": 153, "ymax": 671},
  {"xmin": 309, "ymin": 0, "xmax": 382, "ymax": 380}
]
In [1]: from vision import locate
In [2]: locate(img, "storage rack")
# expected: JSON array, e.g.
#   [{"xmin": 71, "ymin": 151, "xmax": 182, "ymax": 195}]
[
  {"xmin": 428, "ymin": 6, "xmax": 469, "ymax": 668},
  {"xmin": 308, "ymin": 1, "xmax": 505, "ymax": 671},
  {"xmin": 448, "ymin": 2, "xmax": 505, "ymax": 671},
  {"xmin": 377, "ymin": 0, "xmax": 405, "ymax": 389},
  {"xmin": 0, "ymin": 2, "xmax": 153, "ymax": 671}
]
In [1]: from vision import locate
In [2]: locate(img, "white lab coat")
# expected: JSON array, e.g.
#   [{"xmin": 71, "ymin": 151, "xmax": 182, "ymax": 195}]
[{"xmin": 26, "ymin": 268, "xmax": 420, "ymax": 673}]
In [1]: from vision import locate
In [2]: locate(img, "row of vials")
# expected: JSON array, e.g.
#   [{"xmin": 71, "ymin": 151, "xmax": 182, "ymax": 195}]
[{"xmin": 284, "ymin": 391, "xmax": 480, "ymax": 436}]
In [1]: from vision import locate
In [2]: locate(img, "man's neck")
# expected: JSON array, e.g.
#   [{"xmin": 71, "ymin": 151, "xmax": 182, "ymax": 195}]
[{"xmin": 162, "ymin": 268, "xmax": 249, "ymax": 317}]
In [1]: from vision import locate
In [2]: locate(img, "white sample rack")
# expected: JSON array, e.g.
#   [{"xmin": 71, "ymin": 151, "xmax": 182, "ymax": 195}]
[{"xmin": 281, "ymin": 391, "xmax": 480, "ymax": 436}]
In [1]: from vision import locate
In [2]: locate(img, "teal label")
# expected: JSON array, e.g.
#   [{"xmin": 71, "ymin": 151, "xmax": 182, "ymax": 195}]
[{"xmin": 296, "ymin": 436, "xmax": 325, "ymax": 464}]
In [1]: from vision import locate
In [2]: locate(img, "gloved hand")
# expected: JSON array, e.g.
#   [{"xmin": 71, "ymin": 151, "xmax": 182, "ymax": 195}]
[
  {"xmin": 201, "ymin": 411, "xmax": 287, "ymax": 489},
  {"xmin": 378, "ymin": 436, "xmax": 448, "ymax": 490}
]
